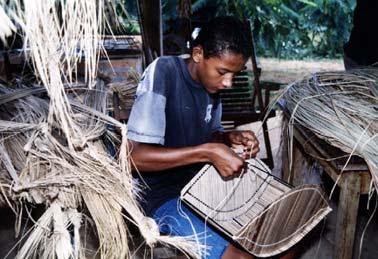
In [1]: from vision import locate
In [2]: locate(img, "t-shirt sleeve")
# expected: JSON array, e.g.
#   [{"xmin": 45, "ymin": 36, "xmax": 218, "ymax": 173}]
[
  {"xmin": 211, "ymin": 102, "xmax": 224, "ymax": 133},
  {"xmin": 127, "ymin": 58, "xmax": 169, "ymax": 145}
]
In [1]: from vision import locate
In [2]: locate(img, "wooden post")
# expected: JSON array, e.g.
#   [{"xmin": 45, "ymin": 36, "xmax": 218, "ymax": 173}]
[
  {"xmin": 246, "ymin": 20, "xmax": 274, "ymax": 169},
  {"xmin": 334, "ymin": 172, "xmax": 361, "ymax": 259},
  {"xmin": 137, "ymin": 0, "xmax": 162, "ymax": 66}
]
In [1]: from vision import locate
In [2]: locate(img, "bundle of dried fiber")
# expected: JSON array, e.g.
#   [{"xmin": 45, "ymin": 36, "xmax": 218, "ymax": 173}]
[
  {"xmin": 0, "ymin": 81, "xmax": 203, "ymax": 258},
  {"xmin": 0, "ymin": 4, "xmax": 16, "ymax": 42},
  {"xmin": 0, "ymin": 1, "xmax": 202, "ymax": 258},
  {"xmin": 107, "ymin": 70, "xmax": 139, "ymax": 112},
  {"xmin": 281, "ymin": 69, "xmax": 378, "ymax": 192}
]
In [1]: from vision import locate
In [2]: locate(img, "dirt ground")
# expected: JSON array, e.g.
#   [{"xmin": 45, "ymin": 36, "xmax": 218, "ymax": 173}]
[{"xmin": 250, "ymin": 58, "xmax": 345, "ymax": 84}]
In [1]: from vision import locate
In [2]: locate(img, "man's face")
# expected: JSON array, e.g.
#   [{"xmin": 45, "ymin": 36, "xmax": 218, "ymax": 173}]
[{"xmin": 195, "ymin": 50, "xmax": 247, "ymax": 94}]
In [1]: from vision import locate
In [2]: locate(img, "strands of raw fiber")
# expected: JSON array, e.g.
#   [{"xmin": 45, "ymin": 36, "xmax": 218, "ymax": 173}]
[
  {"xmin": 0, "ymin": 81, "xmax": 202, "ymax": 258},
  {"xmin": 12, "ymin": 0, "xmax": 102, "ymax": 88},
  {"xmin": 12, "ymin": 0, "xmax": 102, "ymax": 150},
  {"xmin": 6, "ymin": 5, "xmax": 63, "ymax": 148},
  {"xmin": 282, "ymin": 69, "xmax": 378, "ymax": 193},
  {"xmin": 15, "ymin": 202, "xmax": 81, "ymax": 259},
  {"xmin": 0, "ymin": 89, "xmax": 50, "ymax": 185},
  {"xmin": 0, "ymin": 1, "xmax": 202, "ymax": 257},
  {"xmin": 81, "ymin": 190, "xmax": 129, "ymax": 258},
  {"xmin": 0, "ymin": 167, "xmax": 13, "ymax": 207},
  {"xmin": 0, "ymin": 4, "xmax": 16, "ymax": 43},
  {"xmin": 108, "ymin": 70, "xmax": 139, "ymax": 112}
]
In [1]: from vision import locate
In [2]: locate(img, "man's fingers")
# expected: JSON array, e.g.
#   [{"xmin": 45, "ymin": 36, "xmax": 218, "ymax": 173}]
[
  {"xmin": 241, "ymin": 146, "xmax": 260, "ymax": 159},
  {"xmin": 234, "ymin": 134, "xmax": 244, "ymax": 144},
  {"xmin": 229, "ymin": 131, "xmax": 257, "ymax": 145},
  {"xmin": 250, "ymin": 146, "xmax": 260, "ymax": 157},
  {"xmin": 241, "ymin": 138, "xmax": 257, "ymax": 146},
  {"xmin": 240, "ymin": 138, "xmax": 259, "ymax": 150},
  {"xmin": 230, "ymin": 131, "xmax": 260, "ymax": 158},
  {"xmin": 240, "ymin": 131, "xmax": 256, "ymax": 140},
  {"xmin": 240, "ymin": 132, "xmax": 258, "ymax": 146}
]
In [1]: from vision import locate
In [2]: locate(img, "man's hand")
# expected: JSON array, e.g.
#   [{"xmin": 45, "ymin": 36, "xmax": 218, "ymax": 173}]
[
  {"xmin": 204, "ymin": 143, "xmax": 245, "ymax": 178},
  {"xmin": 227, "ymin": 130, "xmax": 260, "ymax": 159},
  {"xmin": 129, "ymin": 140, "xmax": 245, "ymax": 176}
]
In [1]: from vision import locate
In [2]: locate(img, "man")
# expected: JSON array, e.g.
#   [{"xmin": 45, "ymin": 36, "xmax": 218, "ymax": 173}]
[{"xmin": 127, "ymin": 16, "xmax": 292, "ymax": 258}]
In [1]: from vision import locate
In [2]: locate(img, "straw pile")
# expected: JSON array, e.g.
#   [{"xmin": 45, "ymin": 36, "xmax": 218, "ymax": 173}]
[
  {"xmin": 107, "ymin": 71, "xmax": 139, "ymax": 113},
  {"xmin": 0, "ymin": 1, "xmax": 202, "ymax": 258},
  {"xmin": 282, "ymin": 69, "xmax": 378, "ymax": 192}
]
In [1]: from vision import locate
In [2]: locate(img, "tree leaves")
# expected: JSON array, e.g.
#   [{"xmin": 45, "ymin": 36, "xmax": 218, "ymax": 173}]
[
  {"xmin": 189, "ymin": 0, "xmax": 354, "ymax": 58},
  {"xmin": 123, "ymin": 0, "xmax": 354, "ymax": 59}
]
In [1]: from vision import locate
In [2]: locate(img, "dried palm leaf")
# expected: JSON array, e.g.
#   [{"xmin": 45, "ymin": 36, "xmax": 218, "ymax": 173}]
[{"xmin": 281, "ymin": 69, "xmax": 378, "ymax": 192}]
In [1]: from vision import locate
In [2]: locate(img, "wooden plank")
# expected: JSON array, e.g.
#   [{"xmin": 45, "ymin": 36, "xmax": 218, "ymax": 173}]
[
  {"xmin": 334, "ymin": 173, "xmax": 361, "ymax": 259},
  {"xmin": 291, "ymin": 124, "xmax": 371, "ymax": 193}
]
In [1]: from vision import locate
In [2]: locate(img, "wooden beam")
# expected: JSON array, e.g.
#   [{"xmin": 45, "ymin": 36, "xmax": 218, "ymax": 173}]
[{"xmin": 137, "ymin": 0, "xmax": 162, "ymax": 66}]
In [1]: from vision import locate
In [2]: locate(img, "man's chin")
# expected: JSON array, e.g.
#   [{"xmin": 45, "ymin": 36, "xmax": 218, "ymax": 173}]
[{"xmin": 205, "ymin": 88, "xmax": 219, "ymax": 94}]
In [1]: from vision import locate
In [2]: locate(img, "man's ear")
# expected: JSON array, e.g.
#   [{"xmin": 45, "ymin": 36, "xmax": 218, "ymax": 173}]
[{"xmin": 192, "ymin": 46, "xmax": 204, "ymax": 63}]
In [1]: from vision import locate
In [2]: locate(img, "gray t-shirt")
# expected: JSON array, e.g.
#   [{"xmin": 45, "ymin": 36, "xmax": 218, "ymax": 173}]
[{"xmin": 127, "ymin": 56, "xmax": 223, "ymax": 214}]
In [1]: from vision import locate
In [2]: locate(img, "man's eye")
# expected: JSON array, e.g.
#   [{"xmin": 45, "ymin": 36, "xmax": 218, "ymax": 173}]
[{"xmin": 218, "ymin": 71, "xmax": 226, "ymax": 75}]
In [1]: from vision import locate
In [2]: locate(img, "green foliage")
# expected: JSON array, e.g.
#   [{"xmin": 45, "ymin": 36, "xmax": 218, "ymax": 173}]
[
  {"xmin": 190, "ymin": 0, "xmax": 356, "ymax": 59},
  {"xmin": 105, "ymin": 0, "xmax": 140, "ymax": 35},
  {"xmin": 119, "ymin": 0, "xmax": 355, "ymax": 59}
]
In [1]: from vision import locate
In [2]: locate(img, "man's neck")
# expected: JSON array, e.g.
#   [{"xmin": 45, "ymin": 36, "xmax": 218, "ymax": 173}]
[{"xmin": 185, "ymin": 58, "xmax": 201, "ymax": 84}]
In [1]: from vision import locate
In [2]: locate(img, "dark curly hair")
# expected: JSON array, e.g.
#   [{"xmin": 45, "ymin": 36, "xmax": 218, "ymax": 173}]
[{"xmin": 192, "ymin": 16, "xmax": 251, "ymax": 59}]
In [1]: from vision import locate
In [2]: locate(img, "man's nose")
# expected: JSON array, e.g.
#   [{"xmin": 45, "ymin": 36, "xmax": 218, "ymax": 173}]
[{"xmin": 222, "ymin": 77, "xmax": 233, "ymax": 88}]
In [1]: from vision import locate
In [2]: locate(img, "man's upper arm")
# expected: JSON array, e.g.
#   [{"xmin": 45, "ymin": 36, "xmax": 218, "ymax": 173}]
[
  {"xmin": 127, "ymin": 58, "xmax": 169, "ymax": 145},
  {"xmin": 127, "ymin": 91, "xmax": 166, "ymax": 144}
]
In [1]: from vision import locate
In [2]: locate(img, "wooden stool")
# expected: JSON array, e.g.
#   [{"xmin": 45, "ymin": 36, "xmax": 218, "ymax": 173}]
[{"xmin": 281, "ymin": 117, "xmax": 371, "ymax": 259}]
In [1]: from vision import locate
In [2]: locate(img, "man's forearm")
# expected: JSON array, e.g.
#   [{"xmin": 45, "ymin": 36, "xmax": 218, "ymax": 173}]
[{"xmin": 129, "ymin": 140, "xmax": 212, "ymax": 172}]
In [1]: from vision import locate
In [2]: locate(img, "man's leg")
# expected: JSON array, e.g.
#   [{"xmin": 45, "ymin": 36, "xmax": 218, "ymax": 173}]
[
  {"xmin": 153, "ymin": 198, "xmax": 229, "ymax": 258},
  {"xmin": 153, "ymin": 198, "xmax": 297, "ymax": 259},
  {"xmin": 222, "ymin": 244, "xmax": 254, "ymax": 259},
  {"xmin": 222, "ymin": 244, "xmax": 297, "ymax": 259}
]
